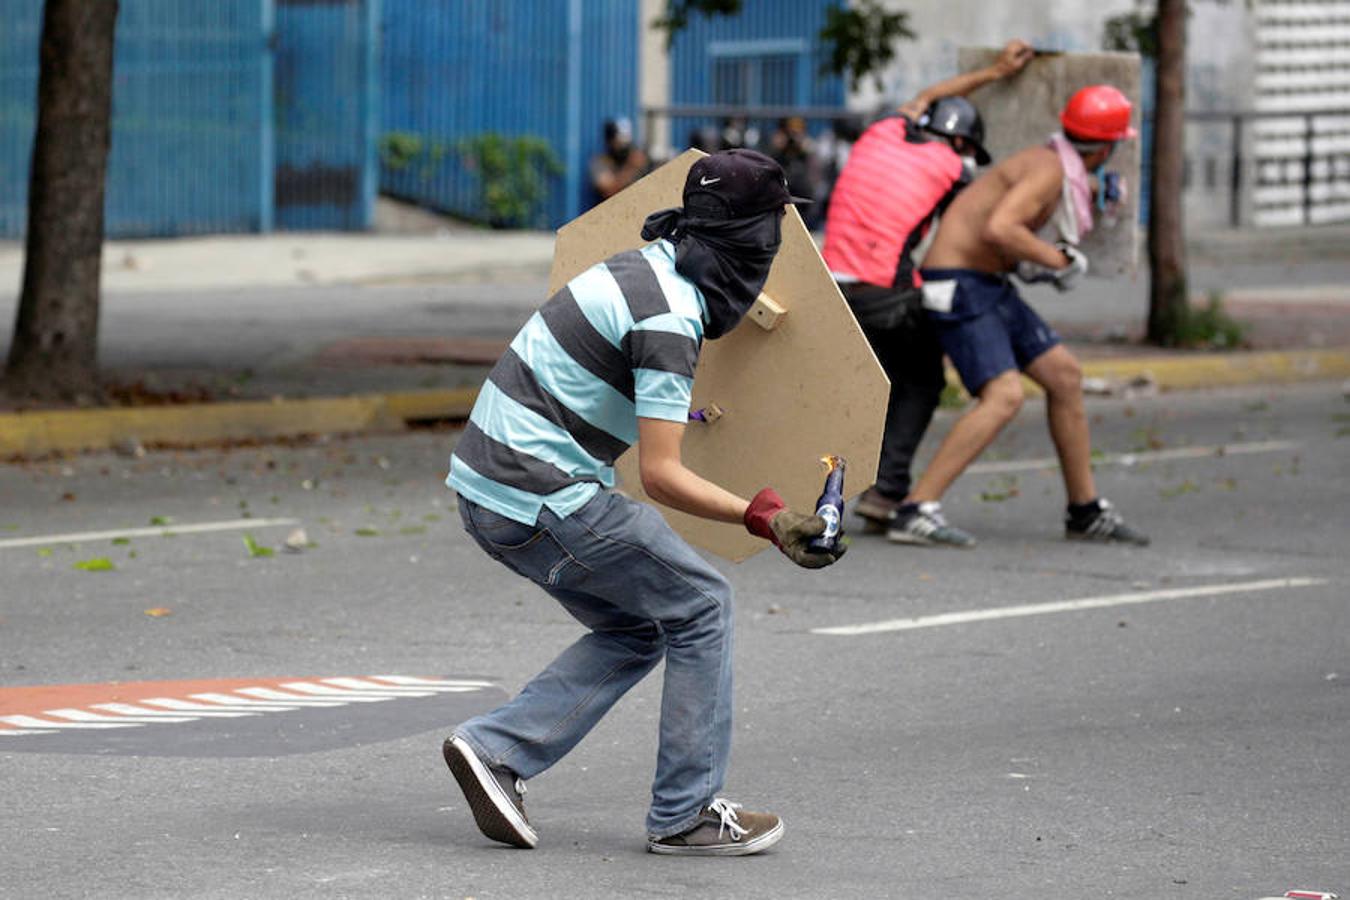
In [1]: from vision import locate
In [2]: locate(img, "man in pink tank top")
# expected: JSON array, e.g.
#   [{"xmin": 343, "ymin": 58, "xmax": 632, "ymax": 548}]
[{"xmin": 822, "ymin": 39, "xmax": 1034, "ymax": 539}]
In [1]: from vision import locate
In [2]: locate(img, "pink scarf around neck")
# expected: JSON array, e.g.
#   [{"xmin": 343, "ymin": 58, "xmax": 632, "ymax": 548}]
[{"xmin": 1048, "ymin": 132, "xmax": 1094, "ymax": 240}]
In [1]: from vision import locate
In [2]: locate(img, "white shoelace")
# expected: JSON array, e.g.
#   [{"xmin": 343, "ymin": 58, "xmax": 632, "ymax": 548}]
[{"xmin": 706, "ymin": 797, "xmax": 748, "ymax": 841}]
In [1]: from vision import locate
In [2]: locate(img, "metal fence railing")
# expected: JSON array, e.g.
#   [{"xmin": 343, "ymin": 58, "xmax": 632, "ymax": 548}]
[{"xmin": 1184, "ymin": 108, "xmax": 1350, "ymax": 228}]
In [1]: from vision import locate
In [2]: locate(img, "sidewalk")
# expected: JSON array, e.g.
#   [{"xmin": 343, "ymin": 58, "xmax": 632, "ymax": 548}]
[{"xmin": 1, "ymin": 225, "xmax": 1348, "ymax": 457}]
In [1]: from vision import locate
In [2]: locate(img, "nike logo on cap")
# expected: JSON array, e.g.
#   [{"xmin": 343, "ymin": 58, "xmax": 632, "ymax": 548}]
[{"xmin": 699, "ymin": 176, "xmax": 721, "ymax": 186}]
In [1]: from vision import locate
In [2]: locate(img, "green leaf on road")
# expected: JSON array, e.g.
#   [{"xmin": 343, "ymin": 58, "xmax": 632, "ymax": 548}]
[
  {"xmin": 242, "ymin": 533, "xmax": 274, "ymax": 558},
  {"xmin": 354, "ymin": 528, "xmax": 380, "ymax": 537},
  {"xmin": 149, "ymin": 515, "xmax": 172, "ymax": 526},
  {"xmin": 73, "ymin": 557, "xmax": 116, "ymax": 572},
  {"xmin": 399, "ymin": 525, "xmax": 427, "ymax": 535},
  {"xmin": 111, "ymin": 537, "xmax": 131, "ymax": 546},
  {"xmin": 1160, "ymin": 480, "xmax": 1200, "ymax": 499},
  {"xmin": 37, "ymin": 547, "xmax": 53, "ymax": 558}
]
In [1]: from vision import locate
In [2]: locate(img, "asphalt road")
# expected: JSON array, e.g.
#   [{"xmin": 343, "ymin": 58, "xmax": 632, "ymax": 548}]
[{"xmin": 2, "ymin": 382, "xmax": 1347, "ymax": 899}]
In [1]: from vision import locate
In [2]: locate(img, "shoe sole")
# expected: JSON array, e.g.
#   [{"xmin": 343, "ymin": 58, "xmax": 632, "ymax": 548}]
[
  {"xmin": 442, "ymin": 736, "xmax": 538, "ymax": 849},
  {"xmin": 647, "ymin": 819, "xmax": 785, "ymax": 857},
  {"xmin": 885, "ymin": 530, "xmax": 976, "ymax": 549}
]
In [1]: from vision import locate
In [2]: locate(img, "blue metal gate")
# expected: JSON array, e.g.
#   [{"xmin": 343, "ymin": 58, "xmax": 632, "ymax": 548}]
[
  {"xmin": 274, "ymin": 0, "xmax": 378, "ymax": 230},
  {"xmin": 669, "ymin": 0, "xmax": 844, "ymax": 151},
  {"xmin": 0, "ymin": 0, "xmax": 274, "ymax": 239},
  {"xmin": 380, "ymin": 0, "xmax": 637, "ymax": 228}
]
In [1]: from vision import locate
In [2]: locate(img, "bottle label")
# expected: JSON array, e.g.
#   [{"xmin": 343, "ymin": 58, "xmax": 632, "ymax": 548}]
[{"xmin": 816, "ymin": 505, "xmax": 840, "ymax": 538}]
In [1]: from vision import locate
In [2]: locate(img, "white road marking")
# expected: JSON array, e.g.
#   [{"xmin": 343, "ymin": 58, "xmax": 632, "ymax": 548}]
[
  {"xmin": 811, "ymin": 577, "xmax": 1329, "ymax": 636},
  {"xmin": 140, "ymin": 698, "xmax": 261, "ymax": 716},
  {"xmin": 234, "ymin": 687, "xmax": 347, "ymax": 707},
  {"xmin": 1, "ymin": 714, "xmax": 142, "ymax": 730},
  {"xmin": 321, "ymin": 677, "xmax": 437, "ymax": 696},
  {"xmin": 0, "ymin": 675, "xmax": 494, "ymax": 740},
  {"xmin": 189, "ymin": 692, "xmax": 299, "ymax": 711},
  {"xmin": 0, "ymin": 517, "xmax": 300, "ymax": 551},
  {"xmin": 45, "ymin": 707, "xmax": 197, "ymax": 724},
  {"xmin": 94, "ymin": 702, "xmax": 244, "ymax": 719},
  {"xmin": 373, "ymin": 675, "xmax": 496, "ymax": 689},
  {"xmin": 281, "ymin": 682, "xmax": 397, "ymax": 702},
  {"xmin": 967, "ymin": 440, "xmax": 1300, "ymax": 475}
]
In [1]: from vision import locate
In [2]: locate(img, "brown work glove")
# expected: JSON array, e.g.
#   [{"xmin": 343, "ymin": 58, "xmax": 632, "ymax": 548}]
[{"xmin": 743, "ymin": 488, "xmax": 848, "ymax": 569}]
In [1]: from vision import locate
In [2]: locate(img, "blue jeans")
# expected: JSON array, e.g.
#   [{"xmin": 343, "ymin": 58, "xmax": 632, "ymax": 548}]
[{"xmin": 454, "ymin": 490, "xmax": 735, "ymax": 839}]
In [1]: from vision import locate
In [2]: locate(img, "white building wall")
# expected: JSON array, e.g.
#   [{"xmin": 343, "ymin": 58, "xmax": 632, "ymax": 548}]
[{"xmin": 1249, "ymin": 0, "xmax": 1350, "ymax": 225}]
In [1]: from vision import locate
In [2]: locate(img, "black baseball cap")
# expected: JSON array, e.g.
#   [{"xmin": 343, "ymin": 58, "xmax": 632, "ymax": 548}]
[{"xmin": 682, "ymin": 148, "xmax": 811, "ymax": 219}]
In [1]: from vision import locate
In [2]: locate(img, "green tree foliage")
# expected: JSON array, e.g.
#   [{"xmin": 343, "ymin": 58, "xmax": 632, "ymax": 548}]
[
  {"xmin": 1102, "ymin": 1, "xmax": 1160, "ymax": 57},
  {"xmin": 819, "ymin": 1, "xmax": 915, "ymax": 91},
  {"xmin": 652, "ymin": 0, "xmax": 741, "ymax": 45}
]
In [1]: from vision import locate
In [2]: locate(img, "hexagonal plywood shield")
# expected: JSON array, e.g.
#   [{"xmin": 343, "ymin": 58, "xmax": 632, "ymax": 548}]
[{"xmin": 550, "ymin": 150, "xmax": 889, "ymax": 562}]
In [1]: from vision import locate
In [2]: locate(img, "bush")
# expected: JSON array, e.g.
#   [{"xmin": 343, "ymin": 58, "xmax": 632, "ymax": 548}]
[
  {"xmin": 1166, "ymin": 291, "xmax": 1249, "ymax": 350},
  {"xmin": 457, "ymin": 133, "xmax": 563, "ymax": 229}
]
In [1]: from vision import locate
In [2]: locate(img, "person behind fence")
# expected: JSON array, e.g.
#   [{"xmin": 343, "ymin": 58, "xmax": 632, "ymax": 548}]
[
  {"xmin": 769, "ymin": 116, "xmax": 822, "ymax": 225},
  {"xmin": 442, "ymin": 149, "xmax": 845, "ymax": 857},
  {"xmin": 821, "ymin": 39, "xmax": 1034, "ymax": 544},
  {"xmin": 589, "ymin": 117, "xmax": 649, "ymax": 206},
  {"xmin": 900, "ymin": 84, "xmax": 1149, "ymax": 548}
]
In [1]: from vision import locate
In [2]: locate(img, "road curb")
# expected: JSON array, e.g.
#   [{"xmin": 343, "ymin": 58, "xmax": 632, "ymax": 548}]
[
  {"xmin": 1077, "ymin": 347, "xmax": 1350, "ymax": 391},
  {"xmin": 0, "ymin": 388, "xmax": 478, "ymax": 458},
  {"xmin": 1, "ymin": 349, "xmax": 1346, "ymax": 458}
]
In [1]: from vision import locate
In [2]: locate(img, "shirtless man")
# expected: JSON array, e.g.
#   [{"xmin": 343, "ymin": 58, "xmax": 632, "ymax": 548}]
[{"xmin": 894, "ymin": 84, "xmax": 1149, "ymax": 548}]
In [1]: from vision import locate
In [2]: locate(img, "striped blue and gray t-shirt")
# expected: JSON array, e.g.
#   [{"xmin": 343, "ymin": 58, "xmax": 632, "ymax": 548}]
[{"xmin": 447, "ymin": 239, "xmax": 707, "ymax": 525}]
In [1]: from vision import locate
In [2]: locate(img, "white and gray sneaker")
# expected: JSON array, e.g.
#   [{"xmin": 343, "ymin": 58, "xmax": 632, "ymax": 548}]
[
  {"xmin": 443, "ymin": 735, "xmax": 538, "ymax": 848},
  {"xmin": 886, "ymin": 501, "xmax": 977, "ymax": 548}
]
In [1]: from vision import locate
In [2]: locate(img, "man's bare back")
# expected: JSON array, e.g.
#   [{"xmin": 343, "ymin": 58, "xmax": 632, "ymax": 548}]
[{"xmin": 923, "ymin": 145, "xmax": 1065, "ymax": 274}]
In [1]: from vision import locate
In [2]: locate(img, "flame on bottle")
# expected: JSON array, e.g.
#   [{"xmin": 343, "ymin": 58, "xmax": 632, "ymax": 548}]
[{"xmin": 819, "ymin": 454, "xmax": 844, "ymax": 472}]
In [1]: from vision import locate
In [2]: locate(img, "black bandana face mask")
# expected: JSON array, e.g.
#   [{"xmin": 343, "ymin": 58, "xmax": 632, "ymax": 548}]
[{"xmin": 641, "ymin": 207, "xmax": 783, "ymax": 339}]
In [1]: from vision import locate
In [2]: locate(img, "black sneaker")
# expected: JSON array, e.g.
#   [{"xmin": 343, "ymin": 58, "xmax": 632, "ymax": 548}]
[
  {"xmin": 443, "ymin": 735, "xmax": 538, "ymax": 848},
  {"xmin": 886, "ymin": 501, "xmax": 977, "ymax": 548},
  {"xmin": 648, "ymin": 798, "xmax": 783, "ymax": 857},
  {"xmin": 1065, "ymin": 498, "xmax": 1149, "ymax": 545}
]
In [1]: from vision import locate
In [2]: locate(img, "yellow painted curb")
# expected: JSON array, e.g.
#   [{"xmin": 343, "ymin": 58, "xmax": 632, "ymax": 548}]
[
  {"xmin": 938, "ymin": 347, "xmax": 1350, "ymax": 399},
  {"xmin": 1079, "ymin": 347, "xmax": 1350, "ymax": 390},
  {"xmin": 2, "ymin": 348, "xmax": 1346, "ymax": 458},
  {"xmin": 0, "ymin": 388, "xmax": 479, "ymax": 458}
]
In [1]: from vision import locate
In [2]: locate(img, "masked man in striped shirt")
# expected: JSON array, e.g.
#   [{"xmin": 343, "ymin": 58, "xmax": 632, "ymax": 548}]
[{"xmin": 442, "ymin": 149, "xmax": 846, "ymax": 857}]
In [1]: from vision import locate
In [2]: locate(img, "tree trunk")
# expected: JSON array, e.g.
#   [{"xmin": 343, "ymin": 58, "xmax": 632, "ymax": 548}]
[
  {"xmin": 3, "ymin": 0, "xmax": 119, "ymax": 403},
  {"xmin": 1146, "ymin": 0, "xmax": 1187, "ymax": 345}
]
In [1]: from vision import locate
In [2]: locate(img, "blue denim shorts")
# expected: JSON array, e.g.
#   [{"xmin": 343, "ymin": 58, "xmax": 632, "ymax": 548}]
[{"xmin": 918, "ymin": 268, "xmax": 1060, "ymax": 395}]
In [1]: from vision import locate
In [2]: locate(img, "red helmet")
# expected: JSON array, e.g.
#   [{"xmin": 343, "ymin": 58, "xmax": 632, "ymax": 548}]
[{"xmin": 1060, "ymin": 85, "xmax": 1138, "ymax": 142}]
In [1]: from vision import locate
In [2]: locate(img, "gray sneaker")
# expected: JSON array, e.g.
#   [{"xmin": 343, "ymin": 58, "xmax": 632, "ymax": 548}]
[
  {"xmin": 648, "ymin": 798, "xmax": 783, "ymax": 857},
  {"xmin": 443, "ymin": 735, "xmax": 538, "ymax": 848},
  {"xmin": 887, "ymin": 501, "xmax": 977, "ymax": 548}
]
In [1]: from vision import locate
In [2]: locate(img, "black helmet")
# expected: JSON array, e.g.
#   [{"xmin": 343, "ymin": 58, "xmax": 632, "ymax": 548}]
[{"xmin": 919, "ymin": 97, "xmax": 991, "ymax": 165}]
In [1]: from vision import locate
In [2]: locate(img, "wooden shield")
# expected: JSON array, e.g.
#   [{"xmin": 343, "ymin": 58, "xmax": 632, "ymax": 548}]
[
  {"xmin": 549, "ymin": 149, "xmax": 889, "ymax": 562},
  {"xmin": 958, "ymin": 48, "xmax": 1143, "ymax": 277}
]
